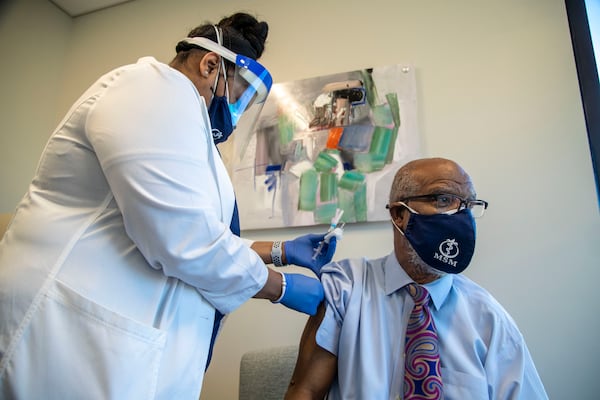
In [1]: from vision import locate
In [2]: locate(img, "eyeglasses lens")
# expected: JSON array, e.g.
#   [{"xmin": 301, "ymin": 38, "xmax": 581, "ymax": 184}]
[{"xmin": 468, "ymin": 201, "xmax": 487, "ymax": 218}]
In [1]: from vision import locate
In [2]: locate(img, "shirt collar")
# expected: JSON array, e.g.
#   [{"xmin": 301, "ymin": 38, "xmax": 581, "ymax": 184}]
[
  {"xmin": 423, "ymin": 274, "xmax": 453, "ymax": 311},
  {"xmin": 383, "ymin": 252, "xmax": 454, "ymax": 310},
  {"xmin": 383, "ymin": 252, "xmax": 412, "ymax": 295}
]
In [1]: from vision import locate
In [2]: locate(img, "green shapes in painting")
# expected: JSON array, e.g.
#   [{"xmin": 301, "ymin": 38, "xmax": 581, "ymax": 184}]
[
  {"xmin": 338, "ymin": 170, "xmax": 367, "ymax": 223},
  {"xmin": 315, "ymin": 172, "xmax": 338, "ymax": 223},
  {"xmin": 313, "ymin": 151, "xmax": 339, "ymax": 172},
  {"xmin": 298, "ymin": 168, "xmax": 318, "ymax": 211},
  {"xmin": 278, "ymin": 114, "xmax": 295, "ymax": 146},
  {"xmin": 371, "ymin": 103, "xmax": 394, "ymax": 127},
  {"xmin": 353, "ymin": 126, "xmax": 393, "ymax": 173},
  {"xmin": 319, "ymin": 172, "xmax": 338, "ymax": 203}
]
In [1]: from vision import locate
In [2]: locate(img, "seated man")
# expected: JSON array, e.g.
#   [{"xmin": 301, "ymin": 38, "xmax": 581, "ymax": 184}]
[{"xmin": 285, "ymin": 157, "xmax": 548, "ymax": 400}]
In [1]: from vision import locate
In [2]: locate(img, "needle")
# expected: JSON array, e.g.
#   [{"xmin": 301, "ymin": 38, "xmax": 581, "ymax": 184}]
[{"xmin": 312, "ymin": 209, "xmax": 344, "ymax": 260}]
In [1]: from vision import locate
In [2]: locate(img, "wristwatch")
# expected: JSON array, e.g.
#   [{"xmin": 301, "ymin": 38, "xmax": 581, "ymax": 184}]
[{"xmin": 271, "ymin": 241, "xmax": 284, "ymax": 267}]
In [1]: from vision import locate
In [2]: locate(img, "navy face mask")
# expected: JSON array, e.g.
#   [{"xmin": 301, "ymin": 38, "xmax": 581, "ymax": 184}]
[
  {"xmin": 395, "ymin": 208, "xmax": 476, "ymax": 274},
  {"xmin": 208, "ymin": 94, "xmax": 234, "ymax": 144}
]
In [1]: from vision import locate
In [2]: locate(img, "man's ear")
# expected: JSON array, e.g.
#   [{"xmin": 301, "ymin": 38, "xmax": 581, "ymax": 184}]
[{"xmin": 389, "ymin": 206, "xmax": 406, "ymax": 226}]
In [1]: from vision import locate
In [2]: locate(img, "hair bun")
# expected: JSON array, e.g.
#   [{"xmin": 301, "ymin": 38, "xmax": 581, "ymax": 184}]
[
  {"xmin": 180, "ymin": 13, "xmax": 269, "ymax": 60},
  {"xmin": 257, "ymin": 21, "xmax": 268, "ymax": 43},
  {"xmin": 218, "ymin": 12, "xmax": 269, "ymax": 59}
]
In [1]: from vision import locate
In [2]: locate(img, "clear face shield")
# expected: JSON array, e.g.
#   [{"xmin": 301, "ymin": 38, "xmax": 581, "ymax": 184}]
[{"xmin": 179, "ymin": 36, "xmax": 273, "ymax": 133}]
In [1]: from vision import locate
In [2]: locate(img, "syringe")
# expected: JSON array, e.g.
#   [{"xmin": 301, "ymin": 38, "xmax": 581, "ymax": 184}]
[{"xmin": 312, "ymin": 208, "xmax": 344, "ymax": 260}]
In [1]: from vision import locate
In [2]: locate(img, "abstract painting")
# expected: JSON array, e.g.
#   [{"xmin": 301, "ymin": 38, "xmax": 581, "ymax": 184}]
[{"xmin": 230, "ymin": 64, "xmax": 421, "ymax": 230}]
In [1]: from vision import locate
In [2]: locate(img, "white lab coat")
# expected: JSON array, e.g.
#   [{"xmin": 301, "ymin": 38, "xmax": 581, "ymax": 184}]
[{"xmin": 0, "ymin": 57, "xmax": 268, "ymax": 399}]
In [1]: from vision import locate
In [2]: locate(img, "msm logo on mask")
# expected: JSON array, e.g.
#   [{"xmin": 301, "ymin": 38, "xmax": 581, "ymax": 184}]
[
  {"xmin": 434, "ymin": 238, "xmax": 459, "ymax": 267},
  {"xmin": 212, "ymin": 129, "xmax": 224, "ymax": 141}
]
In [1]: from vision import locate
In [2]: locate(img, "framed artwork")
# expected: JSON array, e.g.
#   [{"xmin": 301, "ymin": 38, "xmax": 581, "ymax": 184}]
[{"xmin": 231, "ymin": 64, "xmax": 422, "ymax": 229}]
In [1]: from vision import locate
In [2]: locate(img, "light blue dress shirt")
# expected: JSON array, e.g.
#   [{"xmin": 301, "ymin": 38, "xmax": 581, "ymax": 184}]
[{"xmin": 316, "ymin": 253, "xmax": 548, "ymax": 400}]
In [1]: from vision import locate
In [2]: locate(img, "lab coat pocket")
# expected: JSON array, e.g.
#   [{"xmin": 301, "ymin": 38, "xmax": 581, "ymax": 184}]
[
  {"xmin": 12, "ymin": 280, "xmax": 167, "ymax": 400},
  {"xmin": 440, "ymin": 368, "xmax": 489, "ymax": 399}
]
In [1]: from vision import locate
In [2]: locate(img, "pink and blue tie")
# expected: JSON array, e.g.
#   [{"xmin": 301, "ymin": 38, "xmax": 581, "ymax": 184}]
[{"xmin": 403, "ymin": 283, "xmax": 444, "ymax": 399}]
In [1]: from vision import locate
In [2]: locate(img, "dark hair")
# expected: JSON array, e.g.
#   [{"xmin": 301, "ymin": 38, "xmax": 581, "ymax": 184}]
[{"xmin": 175, "ymin": 12, "xmax": 268, "ymax": 60}]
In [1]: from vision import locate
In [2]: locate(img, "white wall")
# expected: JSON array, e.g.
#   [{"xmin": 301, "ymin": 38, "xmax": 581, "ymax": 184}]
[
  {"xmin": 0, "ymin": 0, "xmax": 72, "ymax": 211},
  {"xmin": 1, "ymin": 0, "xmax": 599, "ymax": 399}
]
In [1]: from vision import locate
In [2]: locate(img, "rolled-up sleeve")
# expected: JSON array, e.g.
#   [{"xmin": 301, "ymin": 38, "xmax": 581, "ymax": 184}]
[{"xmin": 316, "ymin": 260, "xmax": 356, "ymax": 355}]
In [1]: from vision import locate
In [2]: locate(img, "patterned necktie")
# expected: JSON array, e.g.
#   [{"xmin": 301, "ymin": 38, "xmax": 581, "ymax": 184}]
[{"xmin": 403, "ymin": 283, "xmax": 444, "ymax": 399}]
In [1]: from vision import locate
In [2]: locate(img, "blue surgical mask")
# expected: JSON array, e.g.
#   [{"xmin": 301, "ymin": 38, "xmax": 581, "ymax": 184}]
[
  {"xmin": 392, "ymin": 207, "xmax": 476, "ymax": 274},
  {"xmin": 208, "ymin": 94, "xmax": 234, "ymax": 144},
  {"xmin": 207, "ymin": 51, "xmax": 235, "ymax": 145}
]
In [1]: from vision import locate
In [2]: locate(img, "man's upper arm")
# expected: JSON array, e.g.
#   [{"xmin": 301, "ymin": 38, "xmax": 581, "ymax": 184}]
[
  {"xmin": 286, "ymin": 259, "xmax": 356, "ymax": 399},
  {"xmin": 285, "ymin": 303, "xmax": 337, "ymax": 399}
]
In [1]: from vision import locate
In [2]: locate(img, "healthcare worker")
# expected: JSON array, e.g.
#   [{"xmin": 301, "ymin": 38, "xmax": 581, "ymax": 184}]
[{"xmin": 0, "ymin": 12, "xmax": 337, "ymax": 399}]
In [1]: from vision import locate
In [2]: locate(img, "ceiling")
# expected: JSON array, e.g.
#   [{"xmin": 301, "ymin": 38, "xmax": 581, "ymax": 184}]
[{"xmin": 49, "ymin": 0, "xmax": 134, "ymax": 17}]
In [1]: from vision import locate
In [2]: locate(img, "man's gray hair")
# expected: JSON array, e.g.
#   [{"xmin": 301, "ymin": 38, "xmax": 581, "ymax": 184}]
[
  {"xmin": 389, "ymin": 167, "xmax": 419, "ymax": 204},
  {"xmin": 388, "ymin": 158, "xmax": 477, "ymax": 204}
]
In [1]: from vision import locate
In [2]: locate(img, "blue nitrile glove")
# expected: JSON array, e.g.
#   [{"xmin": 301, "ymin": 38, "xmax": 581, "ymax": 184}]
[
  {"xmin": 277, "ymin": 273, "xmax": 324, "ymax": 316},
  {"xmin": 284, "ymin": 233, "xmax": 337, "ymax": 276}
]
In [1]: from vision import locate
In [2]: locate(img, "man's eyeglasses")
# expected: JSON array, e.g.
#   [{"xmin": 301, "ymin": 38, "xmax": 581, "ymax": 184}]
[{"xmin": 388, "ymin": 193, "xmax": 489, "ymax": 218}]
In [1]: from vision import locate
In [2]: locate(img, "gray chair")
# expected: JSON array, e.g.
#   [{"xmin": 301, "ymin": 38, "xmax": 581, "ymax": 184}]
[{"xmin": 239, "ymin": 345, "xmax": 298, "ymax": 400}]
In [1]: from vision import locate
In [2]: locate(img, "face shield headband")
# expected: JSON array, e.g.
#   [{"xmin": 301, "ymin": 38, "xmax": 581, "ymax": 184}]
[{"xmin": 178, "ymin": 36, "xmax": 273, "ymax": 127}]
